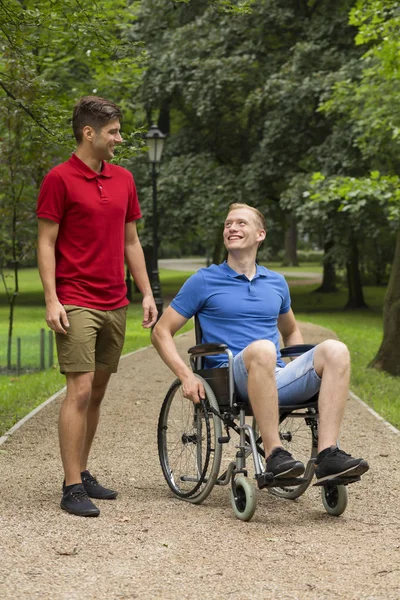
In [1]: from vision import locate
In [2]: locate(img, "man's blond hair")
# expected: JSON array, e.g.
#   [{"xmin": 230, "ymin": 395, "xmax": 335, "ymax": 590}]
[{"xmin": 228, "ymin": 203, "xmax": 266, "ymax": 231}]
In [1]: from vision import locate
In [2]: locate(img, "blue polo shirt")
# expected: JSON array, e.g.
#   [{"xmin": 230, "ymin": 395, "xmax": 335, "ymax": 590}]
[{"xmin": 170, "ymin": 262, "xmax": 291, "ymax": 368}]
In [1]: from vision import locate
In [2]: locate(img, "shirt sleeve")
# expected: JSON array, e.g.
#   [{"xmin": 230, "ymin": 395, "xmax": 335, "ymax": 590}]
[
  {"xmin": 125, "ymin": 174, "xmax": 142, "ymax": 222},
  {"xmin": 279, "ymin": 276, "xmax": 291, "ymax": 314},
  {"xmin": 36, "ymin": 170, "xmax": 66, "ymax": 223},
  {"xmin": 170, "ymin": 271, "xmax": 207, "ymax": 319}
]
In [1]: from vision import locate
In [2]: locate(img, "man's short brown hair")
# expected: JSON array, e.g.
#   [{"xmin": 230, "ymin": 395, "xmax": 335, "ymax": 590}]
[
  {"xmin": 72, "ymin": 96, "xmax": 122, "ymax": 143},
  {"xmin": 228, "ymin": 203, "xmax": 266, "ymax": 230}
]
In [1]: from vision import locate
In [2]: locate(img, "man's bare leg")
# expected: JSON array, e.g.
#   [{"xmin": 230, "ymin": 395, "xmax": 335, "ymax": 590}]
[
  {"xmin": 59, "ymin": 372, "xmax": 94, "ymax": 486},
  {"xmin": 313, "ymin": 340, "xmax": 350, "ymax": 452},
  {"xmin": 81, "ymin": 370, "xmax": 112, "ymax": 472},
  {"xmin": 244, "ymin": 340, "xmax": 282, "ymax": 456}
]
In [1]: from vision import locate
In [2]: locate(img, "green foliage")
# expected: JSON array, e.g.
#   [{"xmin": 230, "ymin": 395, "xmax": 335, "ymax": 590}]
[
  {"xmin": 135, "ymin": 0, "xmax": 363, "ymax": 260},
  {"xmin": 321, "ymin": 0, "xmax": 400, "ymax": 167},
  {"xmin": 287, "ymin": 172, "xmax": 399, "ymax": 278},
  {"xmin": 311, "ymin": 0, "xmax": 400, "ymax": 373},
  {"xmin": 0, "ymin": 0, "xmax": 149, "ymax": 362},
  {"xmin": 0, "ymin": 0, "xmax": 144, "ymax": 144}
]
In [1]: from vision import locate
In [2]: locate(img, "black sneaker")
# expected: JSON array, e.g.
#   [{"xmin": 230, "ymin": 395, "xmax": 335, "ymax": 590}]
[
  {"xmin": 266, "ymin": 447, "xmax": 305, "ymax": 478},
  {"xmin": 315, "ymin": 446, "xmax": 369, "ymax": 483},
  {"xmin": 61, "ymin": 484, "xmax": 100, "ymax": 517},
  {"xmin": 81, "ymin": 470, "xmax": 118, "ymax": 500}
]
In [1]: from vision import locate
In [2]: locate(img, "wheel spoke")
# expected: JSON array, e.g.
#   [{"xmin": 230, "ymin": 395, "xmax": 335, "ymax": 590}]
[{"xmin": 158, "ymin": 377, "xmax": 222, "ymax": 501}]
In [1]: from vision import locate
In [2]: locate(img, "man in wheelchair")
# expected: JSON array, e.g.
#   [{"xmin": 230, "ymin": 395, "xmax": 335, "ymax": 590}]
[{"xmin": 152, "ymin": 203, "xmax": 369, "ymax": 486}]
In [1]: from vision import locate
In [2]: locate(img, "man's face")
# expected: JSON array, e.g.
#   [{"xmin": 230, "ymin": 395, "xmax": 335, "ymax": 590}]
[
  {"xmin": 90, "ymin": 119, "xmax": 123, "ymax": 160},
  {"xmin": 223, "ymin": 208, "xmax": 265, "ymax": 252}
]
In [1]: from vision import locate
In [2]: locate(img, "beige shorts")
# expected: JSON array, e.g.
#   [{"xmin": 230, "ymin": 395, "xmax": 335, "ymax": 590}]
[{"xmin": 56, "ymin": 305, "xmax": 128, "ymax": 374}]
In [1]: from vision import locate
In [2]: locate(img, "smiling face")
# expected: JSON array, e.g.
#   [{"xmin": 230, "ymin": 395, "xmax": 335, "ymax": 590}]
[
  {"xmin": 223, "ymin": 207, "xmax": 266, "ymax": 254},
  {"xmin": 83, "ymin": 118, "xmax": 123, "ymax": 161}
]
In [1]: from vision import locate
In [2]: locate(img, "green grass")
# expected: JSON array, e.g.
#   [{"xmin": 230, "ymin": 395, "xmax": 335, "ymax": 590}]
[
  {"xmin": 0, "ymin": 268, "xmax": 194, "ymax": 436},
  {"xmin": 1, "ymin": 265, "xmax": 399, "ymax": 435},
  {"xmin": 291, "ymin": 283, "xmax": 400, "ymax": 429},
  {"xmin": 261, "ymin": 261, "xmax": 323, "ymax": 273}
]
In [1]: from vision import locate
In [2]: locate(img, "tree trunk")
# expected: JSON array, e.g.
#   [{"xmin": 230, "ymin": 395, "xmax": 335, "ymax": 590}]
[
  {"xmin": 345, "ymin": 238, "xmax": 367, "ymax": 309},
  {"xmin": 125, "ymin": 266, "xmax": 133, "ymax": 302},
  {"xmin": 158, "ymin": 100, "xmax": 170, "ymax": 135},
  {"xmin": 132, "ymin": 245, "xmax": 153, "ymax": 295},
  {"xmin": 314, "ymin": 240, "xmax": 338, "ymax": 293},
  {"xmin": 7, "ymin": 203, "xmax": 20, "ymax": 370},
  {"xmin": 282, "ymin": 214, "xmax": 299, "ymax": 266},
  {"xmin": 212, "ymin": 226, "xmax": 225, "ymax": 265},
  {"xmin": 369, "ymin": 227, "xmax": 400, "ymax": 375}
]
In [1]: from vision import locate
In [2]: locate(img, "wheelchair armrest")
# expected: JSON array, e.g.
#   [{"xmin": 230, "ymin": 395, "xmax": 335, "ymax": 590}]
[
  {"xmin": 188, "ymin": 343, "xmax": 228, "ymax": 357},
  {"xmin": 280, "ymin": 343, "xmax": 315, "ymax": 358}
]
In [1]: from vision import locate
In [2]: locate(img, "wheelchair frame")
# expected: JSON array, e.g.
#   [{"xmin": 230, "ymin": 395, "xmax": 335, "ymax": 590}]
[{"xmin": 157, "ymin": 321, "xmax": 350, "ymax": 521}]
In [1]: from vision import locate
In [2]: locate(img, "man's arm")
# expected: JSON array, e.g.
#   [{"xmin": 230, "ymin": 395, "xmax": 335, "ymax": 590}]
[
  {"xmin": 152, "ymin": 306, "xmax": 205, "ymax": 403},
  {"xmin": 124, "ymin": 221, "xmax": 157, "ymax": 329},
  {"xmin": 278, "ymin": 309, "xmax": 304, "ymax": 348},
  {"xmin": 37, "ymin": 218, "xmax": 69, "ymax": 334}
]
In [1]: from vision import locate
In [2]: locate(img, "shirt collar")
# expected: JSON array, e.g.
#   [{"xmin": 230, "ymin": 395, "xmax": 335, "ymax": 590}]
[
  {"xmin": 220, "ymin": 261, "xmax": 267, "ymax": 280},
  {"xmin": 69, "ymin": 153, "xmax": 112, "ymax": 179}
]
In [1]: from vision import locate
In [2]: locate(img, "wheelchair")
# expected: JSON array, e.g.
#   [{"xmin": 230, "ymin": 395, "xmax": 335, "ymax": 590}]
[{"xmin": 157, "ymin": 320, "xmax": 353, "ymax": 521}]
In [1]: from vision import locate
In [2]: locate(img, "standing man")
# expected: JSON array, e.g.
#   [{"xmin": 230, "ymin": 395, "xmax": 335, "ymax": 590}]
[{"xmin": 37, "ymin": 96, "xmax": 157, "ymax": 517}]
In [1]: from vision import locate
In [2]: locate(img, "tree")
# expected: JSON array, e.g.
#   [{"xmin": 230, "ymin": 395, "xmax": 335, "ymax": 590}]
[
  {"xmin": 317, "ymin": 0, "xmax": 400, "ymax": 374},
  {"xmin": 133, "ymin": 0, "xmax": 363, "ymax": 264},
  {"xmin": 295, "ymin": 172, "xmax": 398, "ymax": 309},
  {"xmin": 0, "ymin": 0, "xmax": 145, "ymax": 367}
]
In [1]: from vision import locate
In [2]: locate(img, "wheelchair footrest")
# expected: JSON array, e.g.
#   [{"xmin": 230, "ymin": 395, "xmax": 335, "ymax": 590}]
[
  {"xmin": 257, "ymin": 473, "xmax": 308, "ymax": 490},
  {"xmin": 256, "ymin": 472, "xmax": 274, "ymax": 489},
  {"xmin": 313, "ymin": 475, "xmax": 361, "ymax": 487}
]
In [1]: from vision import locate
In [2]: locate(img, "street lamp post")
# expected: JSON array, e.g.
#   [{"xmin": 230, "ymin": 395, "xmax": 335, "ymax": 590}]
[{"xmin": 145, "ymin": 124, "xmax": 166, "ymax": 321}]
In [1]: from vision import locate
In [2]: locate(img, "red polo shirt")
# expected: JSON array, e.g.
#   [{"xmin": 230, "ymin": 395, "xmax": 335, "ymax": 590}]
[{"xmin": 36, "ymin": 153, "xmax": 142, "ymax": 310}]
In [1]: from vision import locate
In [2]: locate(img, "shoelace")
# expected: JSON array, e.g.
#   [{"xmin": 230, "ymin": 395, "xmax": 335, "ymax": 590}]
[
  {"xmin": 71, "ymin": 487, "xmax": 89, "ymax": 502},
  {"xmin": 272, "ymin": 448, "xmax": 292, "ymax": 459},
  {"xmin": 82, "ymin": 473, "xmax": 99, "ymax": 486},
  {"xmin": 330, "ymin": 447, "xmax": 351, "ymax": 458}
]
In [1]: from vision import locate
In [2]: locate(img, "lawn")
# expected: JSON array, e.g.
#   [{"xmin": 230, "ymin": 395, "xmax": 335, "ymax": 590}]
[
  {"xmin": 0, "ymin": 268, "xmax": 193, "ymax": 435},
  {"xmin": 290, "ymin": 284, "xmax": 400, "ymax": 428},
  {"xmin": 1, "ymin": 264, "xmax": 399, "ymax": 436}
]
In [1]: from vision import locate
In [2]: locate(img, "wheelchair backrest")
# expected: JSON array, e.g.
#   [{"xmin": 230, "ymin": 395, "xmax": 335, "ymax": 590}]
[{"xmin": 193, "ymin": 315, "xmax": 232, "ymax": 408}]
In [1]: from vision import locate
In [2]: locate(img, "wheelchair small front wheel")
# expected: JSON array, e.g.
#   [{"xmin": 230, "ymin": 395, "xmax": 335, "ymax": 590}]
[
  {"xmin": 321, "ymin": 483, "xmax": 348, "ymax": 516},
  {"xmin": 230, "ymin": 476, "xmax": 257, "ymax": 522}
]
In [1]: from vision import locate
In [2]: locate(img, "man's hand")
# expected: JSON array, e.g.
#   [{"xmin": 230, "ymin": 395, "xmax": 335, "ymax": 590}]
[
  {"xmin": 142, "ymin": 294, "xmax": 158, "ymax": 329},
  {"xmin": 45, "ymin": 300, "xmax": 69, "ymax": 335},
  {"xmin": 181, "ymin": 373, "xmax": 206, "ymax": 404}
]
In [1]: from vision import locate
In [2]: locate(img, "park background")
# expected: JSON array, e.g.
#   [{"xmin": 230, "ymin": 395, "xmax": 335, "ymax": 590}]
[{"xmin": 1, "ymin": 0, "xmax": 400, "ymax": 436}]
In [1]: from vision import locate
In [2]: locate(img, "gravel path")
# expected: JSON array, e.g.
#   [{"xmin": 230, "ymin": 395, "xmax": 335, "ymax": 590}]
[
  {"xmin": 158, "ymin": 258, "xmax": 322, "ymax": 284},
  {"xmin": 0, "ymin": 323, "xmax": 399, "ymax": 600}
]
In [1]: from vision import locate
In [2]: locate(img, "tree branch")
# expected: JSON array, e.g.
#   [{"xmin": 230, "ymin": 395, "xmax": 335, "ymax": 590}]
[{"xmin": 0, "ymin": 81, "xmax": 53, "ymax": 135}]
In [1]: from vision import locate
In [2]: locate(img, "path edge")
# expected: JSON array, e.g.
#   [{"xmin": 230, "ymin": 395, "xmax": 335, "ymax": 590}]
[
  {"xmin": 0, "ymin": 344, "xmax": 154, "ymax": 447},
  {"xmin": 349, "ymin": 390, "xmax": 399, "ymax": 435},
  {"xmin": 1, "ymin": 339, "xmax": 398, "ymax": 446}
]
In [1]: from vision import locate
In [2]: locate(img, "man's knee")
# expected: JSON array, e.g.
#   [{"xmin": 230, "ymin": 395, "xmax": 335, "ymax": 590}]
[
  {"xmin": 244, "ymin": 340, "xmax": 277, "ymax": 372},
  {"xmin": 90, "ymin": 378, "xmax": 110, "ymax": 407},
  {"xmin": 315, "ymin": 340, "xmax": 350, "ymax": 373},
  {"xmin": 65, "ymin": 373, "xmax": 94, "ymax": 411}
]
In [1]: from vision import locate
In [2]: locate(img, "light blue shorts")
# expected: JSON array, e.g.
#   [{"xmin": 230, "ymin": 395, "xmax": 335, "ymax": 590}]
[{"xmin": 232, "ymin": 347, "xmax": 321, "ymax": 406}]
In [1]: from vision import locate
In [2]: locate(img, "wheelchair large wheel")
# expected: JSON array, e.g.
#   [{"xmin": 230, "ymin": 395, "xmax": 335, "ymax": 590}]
[
  {"xmin": 253, "ymin": 408, "xmax": 318, "ymax": 500},
  {"xmin": 230, "ymin": 476, "xmax": 257, "ymax": 522},
  {"xmin": 158, "ymin": 375, "xmax": 222, "ymax": 504},
  {"xmin": 321, "ymin": 483, "xmax": 348, "ymax": 516}
]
